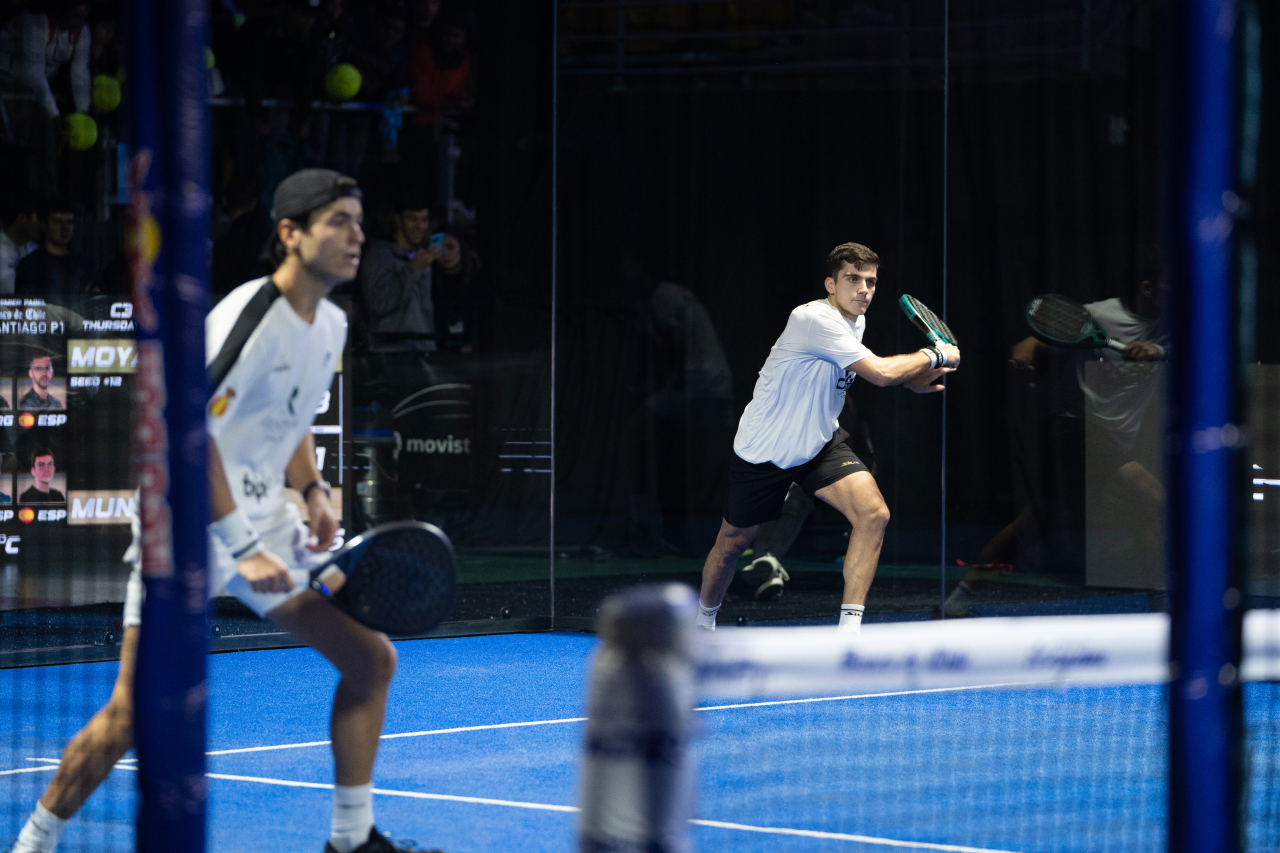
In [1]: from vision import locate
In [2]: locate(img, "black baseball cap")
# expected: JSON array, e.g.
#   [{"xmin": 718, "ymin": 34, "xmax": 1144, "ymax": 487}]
[{"xmin": 271, "ymin": 169, "xmax": 362, "ymax": 223}]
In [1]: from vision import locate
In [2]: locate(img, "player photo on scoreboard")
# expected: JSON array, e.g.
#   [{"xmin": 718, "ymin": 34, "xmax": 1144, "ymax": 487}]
[
  {"xmin": 16, "ymin": 352, "xmax": 66, "ymax": 411},
  {"xmin": 0, "ymin": 467, "xmax": 12, "ymax": 506},
  {"xmin": 17, "ymin": 446, "xmax": 66, "ymax": 504},
  {"xmin": 0, "ymin": 377, "xmax": 12, "ymax": 410}
]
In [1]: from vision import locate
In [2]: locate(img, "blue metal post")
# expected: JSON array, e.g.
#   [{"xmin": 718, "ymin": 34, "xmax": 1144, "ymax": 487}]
[
  {"xmin": 1163, "ymin": 1, "xmax": 1241, "ymax": 851},
  {"xmin": 128, "ymin": 0, "xmax": 211, "ymax": 849}
]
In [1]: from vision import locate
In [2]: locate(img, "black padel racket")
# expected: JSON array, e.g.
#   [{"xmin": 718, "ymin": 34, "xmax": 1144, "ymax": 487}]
[
  {"xmin": 899, "ymin": 294, "xmax": 958, "ymax": 346},
  {"xmin": 1025, "ymin": 294, "xmax": 1125, "ymax": 351},
  {"xmin": 310, "ymin": 521, "xmax": 458, "ymax": 634}
]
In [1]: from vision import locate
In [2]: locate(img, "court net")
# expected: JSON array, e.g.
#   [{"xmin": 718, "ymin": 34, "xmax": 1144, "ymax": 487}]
[{"xmin": 581, "ymin": 600, "xmax": 1279, "ymax": 853}]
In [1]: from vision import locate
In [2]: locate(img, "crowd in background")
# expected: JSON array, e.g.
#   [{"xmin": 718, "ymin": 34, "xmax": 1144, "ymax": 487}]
[{"xmin": 0, "ymin": 0, "xmax": 483, "ymax": 357}]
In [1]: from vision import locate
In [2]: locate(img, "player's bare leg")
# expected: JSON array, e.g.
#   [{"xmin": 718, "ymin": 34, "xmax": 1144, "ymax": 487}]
[
  {"xmin": 267, "ymin": 591, "xmax": 402, "ymax": 853},
  {"xmin": 41, "ymin": 625, "xmax": 139, "ymax": 817},
  {"xmin": 815, "ymin": 471, "xmax": 890, "ymax": 633},
  {"xmin": 10, "ymin": 627, "xmax": 139, "ymax": 853},
  {"xmin": 266, "ymin": 592, "xmax": 397, "ymax": 785},
  {"xmin": 697, "ymin": 520, "xmax": 759, "ymax": 628}
]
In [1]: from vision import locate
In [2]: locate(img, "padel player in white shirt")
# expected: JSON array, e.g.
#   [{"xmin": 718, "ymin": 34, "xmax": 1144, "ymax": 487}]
[
  {"xmin": 11, "ymin": 170, "xmax": 444, "ymax": 853},
  {"xmin": 697, "ymin": 242, "xmax": 960, "ymax": 633}
]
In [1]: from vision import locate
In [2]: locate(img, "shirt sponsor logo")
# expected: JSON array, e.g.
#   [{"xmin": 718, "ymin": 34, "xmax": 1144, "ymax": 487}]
[
  {"xmin": 68, "ymin": 490, "xmax": 136, "ymax": 525},
  {"xmin": 835, "ymin": 369, "xmax": 855, "ymax": 391},
  {"xmin": 209, "ymin": 387, "xmax": 235, "ymax": 417},
  {"xmin": 243, "ymin": 473, "xmax": 269, "ymax": 502},
  {"xmin": 67, "ymin": 340, "xmax": 138, "ymax": 373}
]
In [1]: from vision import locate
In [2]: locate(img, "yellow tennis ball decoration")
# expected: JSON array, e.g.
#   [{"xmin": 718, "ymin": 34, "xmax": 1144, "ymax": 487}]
[
  {"xmin": 324, "ymin": 63, "xmax": 362, "ymax": 102},
  {"xmin": 91, "ymin": 74, "xmax": 121, "ymax": 112},
  {"xmin": 66, "ymin": 112, "xmax": 98, "ymax": 151},
  {"xmin": 127, "ymin": 214, "xmax": 162, "ymax": 267}
]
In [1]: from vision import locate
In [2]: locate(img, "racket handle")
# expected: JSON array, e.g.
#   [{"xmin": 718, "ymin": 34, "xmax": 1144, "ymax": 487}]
[
  {"xmin": 312, "ymin": 565, "xmax": 347, "ymax": 595},
  {"xmin": 1106, "ymin": 338, "xmax": 1127, "ymax": 352}
]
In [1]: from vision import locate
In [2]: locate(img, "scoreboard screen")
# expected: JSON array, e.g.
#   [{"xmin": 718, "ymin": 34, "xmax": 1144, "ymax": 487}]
[{"xmin": 0, "ymin": 295, "xmax": 347, "ymax": 610}]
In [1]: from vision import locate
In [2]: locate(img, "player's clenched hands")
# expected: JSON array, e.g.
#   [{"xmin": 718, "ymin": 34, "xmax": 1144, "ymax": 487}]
[
  {"xmin": 939, "ymin": 343, "xmax": 960, "ymax": 367},
  {"xmin": 906, "ymin": 366, "xmax": 956, "ymax": 393},
  {"xmin": 238, "ymin": 551, "xmax": 294, "ymax": 593},
  {"xmin": 305, "ymin": 491, "xmax": 339, "ymax": 552},
  {"xmin": 1121, "ymin": 341, "xmax": 1162, "ymax": 362}
]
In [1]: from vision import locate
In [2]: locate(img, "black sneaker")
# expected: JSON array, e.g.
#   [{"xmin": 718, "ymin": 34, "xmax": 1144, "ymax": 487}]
[
  {"xmin": 323, "ymin": 826, "xmax": 445, "ymax": 853},
  {"xmin": 740, "ymin": 554, "xmax": 789, "ymax": 601}
]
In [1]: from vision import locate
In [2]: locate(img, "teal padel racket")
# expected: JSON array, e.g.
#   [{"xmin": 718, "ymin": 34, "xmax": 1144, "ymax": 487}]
[
  {"xmin": 1025, "ymin": 294, "xmax": 1125, "ymax": 351},
  {"xmin": 899, "ymin": 294, "xmax": 958, "ymax": 346}
]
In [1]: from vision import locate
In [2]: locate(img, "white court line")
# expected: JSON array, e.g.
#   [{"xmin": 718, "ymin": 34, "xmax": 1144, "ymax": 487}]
[
  {"xmin": 696, "ymin": 681, "xmax": 1049, "ymax": 712},
  {"xmin": 206, "ymin": 716, "xmax": 590, "ymax": 756},
  {"xmin": 203, "ymin": 682, "xmax": 1019, "ymax": 758},
  {"xmin": 1, "ymin": 762, "xmax": 1022, "ymax": 851},
  {"xmin": 690, "ymin": 819, "xmax": 1023, "ymax": 853}
]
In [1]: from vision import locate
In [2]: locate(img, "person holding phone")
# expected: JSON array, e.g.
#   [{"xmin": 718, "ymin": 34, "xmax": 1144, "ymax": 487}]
[{"xmin": 357, "ymin": 191, "xmax": 440, "ymax": 356}]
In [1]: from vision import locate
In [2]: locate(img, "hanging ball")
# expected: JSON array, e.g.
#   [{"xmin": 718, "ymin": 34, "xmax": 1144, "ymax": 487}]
[
  {"xmin": 736, "ymin": 615, "xmax": 747, "ymax": 625},
  {"xmin": 205, "ymin": 46, "xmax": 217, "ymax": 70},
  {"xmin": 66, "ymin": 113, "xmax": 97, "ymax": 151},
  {"xmin": 501, "ymin": 606, "xmax": 512, "ymax": 619},
  {"xmin": 324, "ymin": 63, "xmax": 363, "ymax": 102},
  {"xmin": 91, "ymin": 74, "xmax": 121, "ymax": 113}
]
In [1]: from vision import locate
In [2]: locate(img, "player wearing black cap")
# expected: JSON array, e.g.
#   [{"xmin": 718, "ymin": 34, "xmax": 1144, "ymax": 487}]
[{"xmin": 8, "ymin": 170, "xmax": 444, "ymax": 853}]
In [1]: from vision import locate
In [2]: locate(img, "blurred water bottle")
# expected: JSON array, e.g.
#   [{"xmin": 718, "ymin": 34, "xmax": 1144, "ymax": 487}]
[{"xmin": 579, "ymin": 584, "xmax": 698, "ymax": 853}]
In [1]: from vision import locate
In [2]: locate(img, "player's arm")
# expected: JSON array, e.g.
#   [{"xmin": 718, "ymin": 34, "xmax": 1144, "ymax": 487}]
[
  {"xmin": 1009, "ymin": 335, "xmax": 1048, "ymax": 372},
  {"xmin": 209, "ymin": 437, "xmax": 293, "ymax": 593},
  {"xmin": 850, "ymin": 342, "xmax": 960, "ymax": 388},
  {"xmin": 285, "ymin": 432, "xmax": 338, "ymax": 553}
]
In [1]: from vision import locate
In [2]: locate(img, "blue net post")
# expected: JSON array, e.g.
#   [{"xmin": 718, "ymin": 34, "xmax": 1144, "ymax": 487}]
[
  {"xmin": 127, "ymin": 0, "xmax": 211, "ymax": 849},
  {"xmin": 1163, "ymin": 1, "xmax": 1242, "ymax": 851}
]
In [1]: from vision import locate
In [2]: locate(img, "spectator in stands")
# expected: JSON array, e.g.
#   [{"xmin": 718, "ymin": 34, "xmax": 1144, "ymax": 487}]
[
  {"xmin": 431, "ymin": 225, "xmax": 481, "ymax": 354},
  {"xmin": 212, "ymin": 174, "xmax": 273, "ymax": 299},
  {"xmin": 0, "ymin": 193, "xmax": 40, "ymax": 296},
  {"xmin": 349, "ymin": 6, "xmax": 409, "ymax": 103},
  {"xmin": 88, "ymin": 2, "xmax": 118, "ymax": 78},
  {"xmin": 358, "ymin": 192, "xmax": 439, "ymax": 354},
  {"xmin": 14, "ymin": 200, "xmax": 92, "ymax": 301},
  {"xmin": 20, "ymin": 446, "xmax": 64, "ymax": 504},
  {"xmin": 0, "ymin": 0, "xmax": 92, "ymax": 195},
  {"xmin": 230, "ymin": 0, "xmax": 322, "ymax": 120},
  {"xmin": 20, "ymin": 355, "xmax": 62, "ymax": 410},
  {"xmin": 405, "ymin": 6, "xmax": 473, "ymax": 127}
]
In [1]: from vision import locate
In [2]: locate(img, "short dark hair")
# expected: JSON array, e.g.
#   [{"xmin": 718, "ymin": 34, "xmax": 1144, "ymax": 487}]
[
  {"xmin": 825, "ymin": 243, "xmax": 879, "ymax": 281},
  {"xmin": 41, "ymin": 198, "xmax": 75, "ymax": 219},
  {"xmin": 28, "ymin": 353, "xmax": 52, "ymax": 368},
  {"xmin": 30, "ymin": 446, "xmax": 54, "ymax": 466}
]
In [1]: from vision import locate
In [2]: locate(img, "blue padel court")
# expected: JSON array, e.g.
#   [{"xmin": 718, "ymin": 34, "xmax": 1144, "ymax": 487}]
[{"xmin": 2, "ymin": 633, "xmax": 1276, "ymax": 853}]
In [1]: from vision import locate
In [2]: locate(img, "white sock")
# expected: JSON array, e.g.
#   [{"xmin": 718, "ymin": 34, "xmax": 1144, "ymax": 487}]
[
  {"xmin": 13, "ymin": 803, "xmax": 68, "ymax": 853},
  {"xmin": 838, "ymin": 604, "xmax": 865, "ymax": 635},
  {"xmin": 329, "ymin": 783, "xmax": 374, "ymax": 853},
  {"xmin": 696, "ymin": 601, "xmax": 719, "ymax": 631}
]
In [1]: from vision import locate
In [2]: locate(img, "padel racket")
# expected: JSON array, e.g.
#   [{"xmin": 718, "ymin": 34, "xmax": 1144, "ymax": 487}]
[
  {"xmin": 310, "ymin": 520, "xmax": 458, "ymax": 634},
  {"xmin": 1025, "ymin": 294, "xmax": 1125, "ymax": 351},
  {"xmin": 899, "ymin": 294, "xmax": 958, "ymax": 346}
]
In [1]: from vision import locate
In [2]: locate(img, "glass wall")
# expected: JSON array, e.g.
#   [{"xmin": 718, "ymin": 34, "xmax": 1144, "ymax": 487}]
[{"xmin": 550, "ymin": 0, "xmax": 1171, "ymax": 626}]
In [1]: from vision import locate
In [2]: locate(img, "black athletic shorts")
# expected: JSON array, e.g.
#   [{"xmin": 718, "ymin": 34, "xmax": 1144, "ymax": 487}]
[{"xmin": 723, "ymin": 428, "xmax": 871, "ymax": 528}]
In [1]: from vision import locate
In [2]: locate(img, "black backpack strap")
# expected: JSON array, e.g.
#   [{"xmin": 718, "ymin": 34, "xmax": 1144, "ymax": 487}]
[{"xmin": 206, "ymin": 279, "xmax": 282, "ymax": 393}]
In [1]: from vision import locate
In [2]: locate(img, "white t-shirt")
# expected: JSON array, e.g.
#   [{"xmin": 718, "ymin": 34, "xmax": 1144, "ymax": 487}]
[
  {"xmin": 206, "ymin": 278, "xmax": 347, "ymax": 521},
  {"xmin": 1078, "ymin": 297, "xmax": 1165, "ymax": 451},
  {"xmin": 734, "ymin": 299, "xmax": 873, "ymax": 468}
]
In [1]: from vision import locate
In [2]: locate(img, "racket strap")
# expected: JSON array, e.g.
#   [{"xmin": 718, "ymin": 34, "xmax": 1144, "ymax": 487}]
[{"xmin": 210, "ymin": 508, "xmax": 264, "ymax": 561}]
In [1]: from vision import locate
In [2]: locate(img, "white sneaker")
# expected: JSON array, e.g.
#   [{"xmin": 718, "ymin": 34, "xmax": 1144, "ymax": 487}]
[
  {"xmin": 943, "ymin": 581, "xmax": 978, "ymax": 618},
  {"xmin": 741, "ymin": 554, "xmax": 789, "ymax": 601}
]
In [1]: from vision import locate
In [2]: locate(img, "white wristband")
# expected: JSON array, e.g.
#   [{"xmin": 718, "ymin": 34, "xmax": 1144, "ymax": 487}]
[
  {"xmin": 919, "ymin": 347, "xmax": 940, "ymax": 369},
  {"xmin": 210, "ymin": 508, "xmax": 264, "ymax": 561}
]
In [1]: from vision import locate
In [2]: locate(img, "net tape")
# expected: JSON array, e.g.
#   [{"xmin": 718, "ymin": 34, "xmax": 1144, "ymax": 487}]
[{"xmin": 695, "ymin": 610, "xmax": 1280, "ymax": 697}]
